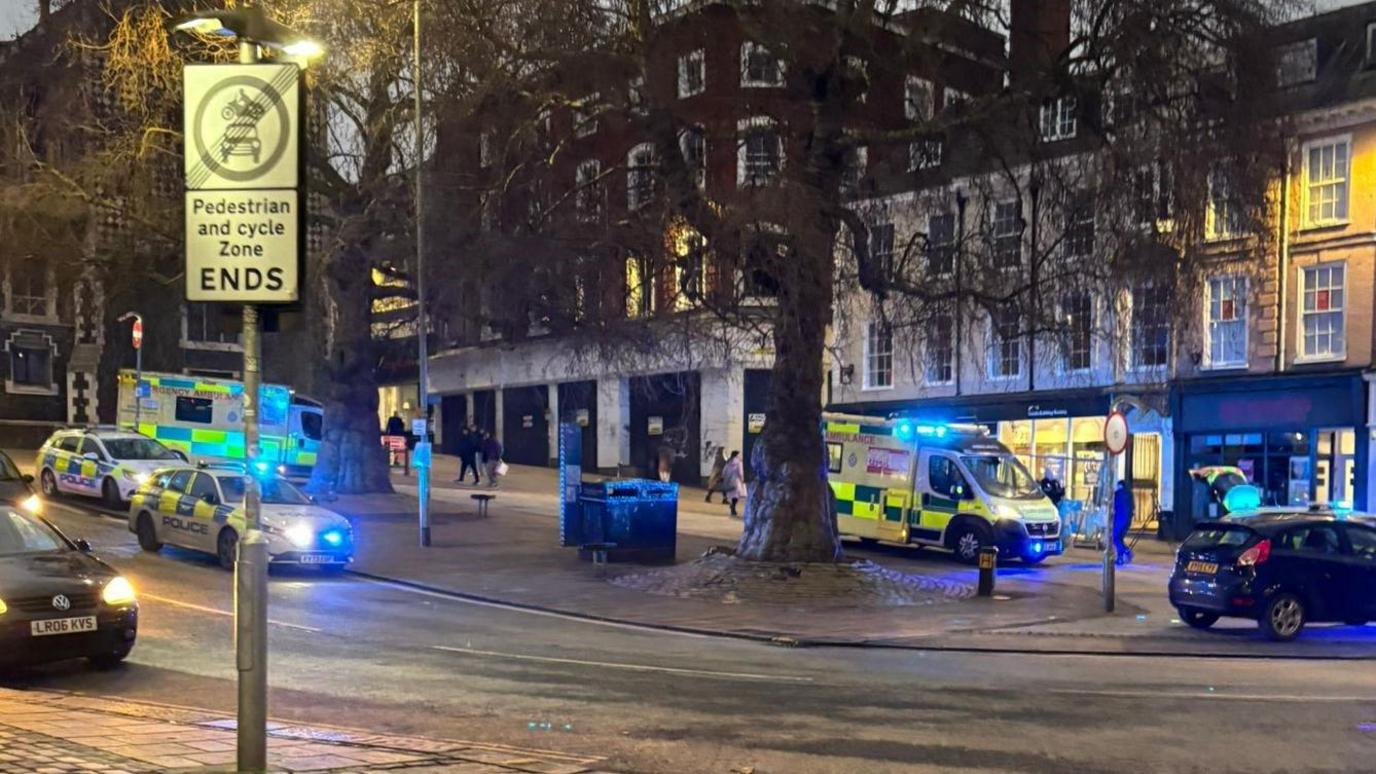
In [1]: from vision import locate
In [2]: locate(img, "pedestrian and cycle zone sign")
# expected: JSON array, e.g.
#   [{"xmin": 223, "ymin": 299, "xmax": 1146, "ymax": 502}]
[{"xmin": 183, "ymin": 64, "xmax": 300, "ymax": 303}]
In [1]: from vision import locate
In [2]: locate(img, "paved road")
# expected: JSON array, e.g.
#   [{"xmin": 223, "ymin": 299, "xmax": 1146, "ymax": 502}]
[{"xmin": 8, "ymin": 496, "xmax": 1375, "ymax": 773}]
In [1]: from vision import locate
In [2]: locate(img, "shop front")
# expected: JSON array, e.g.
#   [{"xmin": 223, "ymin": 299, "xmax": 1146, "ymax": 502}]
[{"xmin": 1171, "ymin": 372, "xmax": 1367, "ymax": 520}]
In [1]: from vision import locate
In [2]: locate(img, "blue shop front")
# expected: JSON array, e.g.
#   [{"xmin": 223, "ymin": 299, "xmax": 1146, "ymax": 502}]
[{"xmin": 1171, "ymin": 372, "xmax": 1367, "ymax": 520}]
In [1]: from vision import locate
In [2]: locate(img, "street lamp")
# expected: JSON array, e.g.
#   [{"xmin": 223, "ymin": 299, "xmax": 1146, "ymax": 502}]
[
  {"xmin": 116, "ymin": 312, "xmax": 143, "ymax": 432},
  {"xmin": 171, "ymin": 9, "xmax": 322, "ymax": 773}
]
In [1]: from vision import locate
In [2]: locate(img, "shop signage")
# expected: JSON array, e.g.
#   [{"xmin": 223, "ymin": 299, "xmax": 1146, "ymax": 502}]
[
  {"xmin": 411, "ymin": 418, "xmax": 428, "ymax": 437},
  {"xmin": 647, "ymin": 416, "xmax": 664, "ymax": 435},
  {"xmin": 748, "ymin": 413, "xmax": 766, "ymax": 433},
  {"xmin": 183, "ymin": 63, "xmax": 301, "ymax": 304},
  {"xmin": 1027, "ymin": 404, "xmax": 1068, "ymax": 418}
]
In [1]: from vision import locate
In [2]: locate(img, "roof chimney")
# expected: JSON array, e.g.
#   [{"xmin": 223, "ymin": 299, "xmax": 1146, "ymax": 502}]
[{"xmin": 1009, "ymin": 0, "xmax": 1071, "ymax": 85}]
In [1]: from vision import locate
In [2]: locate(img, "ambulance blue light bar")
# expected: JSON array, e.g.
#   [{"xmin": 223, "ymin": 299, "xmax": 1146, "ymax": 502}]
[{"xmin": 896, "ymin": 422, "xmax": 947, "ymax": 441}]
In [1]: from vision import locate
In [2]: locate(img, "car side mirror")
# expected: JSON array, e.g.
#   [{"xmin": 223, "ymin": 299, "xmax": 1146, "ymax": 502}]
[
  {"xmin": 22, "ymin": 474, "xmax": 33, "ymax": 484},
  {"xmin": 74, "ymin": 539, "xmax": 92, "ymax": 553},
  {"xmin": 201, "ymin": 493, "xmax": 218, "ymax": 505}
]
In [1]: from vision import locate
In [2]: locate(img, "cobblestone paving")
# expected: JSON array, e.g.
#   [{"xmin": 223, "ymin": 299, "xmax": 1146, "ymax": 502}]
[{"xmin": 0, "ymin": 688, "xmax": 610, "ymax": 773}]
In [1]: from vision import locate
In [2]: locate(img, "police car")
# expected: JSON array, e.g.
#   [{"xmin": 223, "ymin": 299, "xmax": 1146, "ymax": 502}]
[
  {"xmin": 127, "ymin": 464, "xmax": 353, "ymax": 570},
  {"xmin": 38, "ymin": 427, "xmax": 187, "ymax": 509}
]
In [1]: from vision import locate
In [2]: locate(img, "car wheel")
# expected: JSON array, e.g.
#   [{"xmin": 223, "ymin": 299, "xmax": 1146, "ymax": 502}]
[
  {"xmin": 88, "ymin": 649, "xmax": 130, "ymax": 671},
  {"xmin": 950, "ymin": 522, "xmax": 992, "ymax": 565},
  {"xmin": 40, "ymin": 469, "xmax": 58, "ymax": 497},
  {"xmin": 101, "ymin": 478, "xmax": 125, "ymax": 510},
  {"xmin": 136, "ymin": 513, "xmax": 162, "ymax": 553},
  {"xmin": 1177, "ymin": 607, "xmax": 1220, "ymax": 630},
  {"xmin": 216, "ymin": 528, "xmax": 238, "ymax": 571},
  {"xmin": 1260, "ymin": 593, "xmax": 1306, "ymax": 642}
]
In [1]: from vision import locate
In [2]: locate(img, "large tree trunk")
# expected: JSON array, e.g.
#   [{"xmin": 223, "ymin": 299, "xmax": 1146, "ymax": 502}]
[
  {"xmin": 736, "ymin": 238, "xmax": 843, "ymax": 563},
  {"xmin": 306, "ymin": 244, "xmax": 394, "ymax": 495}
]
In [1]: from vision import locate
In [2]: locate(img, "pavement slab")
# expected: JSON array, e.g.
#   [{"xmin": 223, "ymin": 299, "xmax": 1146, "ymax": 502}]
[{"xmin": 0, "ymin": 688, "xmax": 606, "ymax": 773}]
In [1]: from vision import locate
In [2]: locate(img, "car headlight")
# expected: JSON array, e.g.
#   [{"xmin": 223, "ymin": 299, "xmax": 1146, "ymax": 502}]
[
  {"xmin": 0, "ymin": 597, "xmax": 7, "ymax": 615},
  {"xmin": 101, "ymin": 576, "xmax": 136, "ymax": 606},
  {"xmin": 20, "ymin": 494, "xmax": 42, "ymax": 514},
  {"xmin": 992, "ymin": 503, "xmax": 1021, "ymax": 520},
  {"xmin": 284, "ymin": 523, "xmax": 314, "ymax": 548}
]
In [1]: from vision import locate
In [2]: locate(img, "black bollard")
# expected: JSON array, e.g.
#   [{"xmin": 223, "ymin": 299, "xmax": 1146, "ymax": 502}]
[{"xmin": 977, "ymin": 547, "xmax": 998, "ymax": 596}]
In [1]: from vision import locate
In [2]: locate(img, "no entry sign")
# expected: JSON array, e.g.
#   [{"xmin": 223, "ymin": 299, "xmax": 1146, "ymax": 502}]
[
  {"xmin": 1104, "ymin": 411, "xmax": 1129, "ymax": 456},
  {"xmin": 183, "ymin": 64, "xmax": 300, "ymax": 304},
  {"xmin": 131, "ymin": 318, "xmax": 143, "ymax": 350}
]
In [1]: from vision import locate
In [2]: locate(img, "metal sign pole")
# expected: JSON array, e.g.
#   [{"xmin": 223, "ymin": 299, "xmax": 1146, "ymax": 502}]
[
  {"xmin": 1102, "ymin": 448, "xmax": 1116, "ymax": 613},
  {"xmin": 233, "ymin": 39, "xmax": 270, "ymax": 774},
  {"xmin": 414, "ymin": 0, "xmax": 431, "ymax": 548}
]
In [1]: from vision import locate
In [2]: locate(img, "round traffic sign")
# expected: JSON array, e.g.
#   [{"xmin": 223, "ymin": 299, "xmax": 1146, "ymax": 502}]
[
  {"xmin": 131, "ymin": 318, "xmax": 143, "ymax": 350},
  {"xmin": 1104, "ymin": 411, "xmax": 1129, "ymax": 455}
]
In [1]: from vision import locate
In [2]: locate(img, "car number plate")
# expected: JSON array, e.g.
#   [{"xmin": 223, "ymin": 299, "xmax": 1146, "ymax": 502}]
[
  {"xmin": 1186, "ymin": 560, "xmax": 1218, "ymax": 575},
  {"xmin": 30, "ymin": 616, "xmax": 97, "ymax": 636},
  {"xmin": 298, "ymin": 553, "xmax": 335, "ymax": 564}
]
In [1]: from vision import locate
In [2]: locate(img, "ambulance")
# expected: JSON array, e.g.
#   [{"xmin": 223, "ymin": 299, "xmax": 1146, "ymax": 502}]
[
  {"xmin": 116, "ymin": 370, "xmax": 322, "ymax": 478},
  {"xmin": 824, "ymin": 413, "xmax": 1062, "ymax": 564}
]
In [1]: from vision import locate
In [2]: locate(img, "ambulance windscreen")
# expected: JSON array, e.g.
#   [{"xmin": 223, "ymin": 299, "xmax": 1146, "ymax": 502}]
[{"xmin": 961, "ymin": 454, "xmax": 1041, "ymax": 500}]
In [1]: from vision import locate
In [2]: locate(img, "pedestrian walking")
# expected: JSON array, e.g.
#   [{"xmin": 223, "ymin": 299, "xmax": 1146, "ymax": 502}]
[
  {"xmin": 385, "ymin": 412, "xmax": 406, "ymax": 437},
  {"xmin": 456, "ymin": 426, "xmax": 480, "ymax": 485},
  {"xmin": 704, "ymin": 448, "xmax": 727, "ymax": 502},
  {"xmin": 481, "ymin": 432, "xmax": 505, "ymax": 487},
  {"xmin": 1113, "ymin": 479, "xmax": 1134, "ymax": 565},
  {"xmin": 721, "ymin": 451, "xmax": 747, "ymax": 517}
]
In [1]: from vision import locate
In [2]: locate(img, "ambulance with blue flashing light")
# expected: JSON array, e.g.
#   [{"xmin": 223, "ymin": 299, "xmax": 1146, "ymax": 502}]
[
  {"xmin": 115, "ymin": 370, "xmax": 323, "ymax": 478},
  {"xmin": 37, "ymin": 427, "xmax": 188, "ymax": 509},
  {"xmin": 824, "ymin": 413, "xmax": 1062, "ymax": 564},
  {"xmin": 127, "ymin": 462, "xmax": 353, "ymax": 571}
]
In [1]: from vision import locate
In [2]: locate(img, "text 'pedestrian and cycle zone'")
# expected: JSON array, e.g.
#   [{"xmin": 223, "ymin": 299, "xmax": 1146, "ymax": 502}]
[{"xmin": 183, "ymin": 63, "xmax": 300, "ymax": 303}]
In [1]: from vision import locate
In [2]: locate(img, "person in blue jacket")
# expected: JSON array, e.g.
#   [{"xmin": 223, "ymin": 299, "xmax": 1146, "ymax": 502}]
[{"xmin": 1113, "ymin": 479, "xmax": 1134, "ymax": 565}]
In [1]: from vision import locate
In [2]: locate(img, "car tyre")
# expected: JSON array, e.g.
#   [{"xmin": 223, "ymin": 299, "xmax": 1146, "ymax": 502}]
[
  {"xmin": 40, "ymin": 469, "xmax": 58, "ymax": 498},
  {"xmin": 216, "ymin": 528, "xmax": 238, "ymax": 571},
  {"xmin": 1177, "ymin": 607, "xmax": 1220, "ymax": 630},
  {"xmin": 101, "ymin": 478, "xmax": 125, "ymax": 510},
  {"xmin": 1260, "ymin": 593, "xmax": 1306, "ymax": 642},
  {"xmin": 88, "ymin": 649, "xmax": 130, "ymax": 671},
  {"xmin": 136, "ymin": 513, "xmax": 162, "ymax": 553},
  {"xmin": 950, "ymin": 522, "xmax": 992, "ymax": 565}
]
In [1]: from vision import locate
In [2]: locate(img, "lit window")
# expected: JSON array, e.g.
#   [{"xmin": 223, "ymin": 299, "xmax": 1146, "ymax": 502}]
[
  {"xmin": 927, "ymin": 213, "xmax": 956, "ymax": 275},
  {"xmin": 1131, "ymin": 282, "xmax": 1170, "ymax": 369},
  {"xmin": 1304, "ymin": 137, "xmax": 1349, "ymax": 226},
  {"xmin": 677, "ymin": 126, "xmax": 707, "ymax": 190},
  {"xmin": 625, "ymin": 256, "xmax": 654, "ymax": 318},
  {"xmin": 678, "ymin": 49, "xmax": 705, "ymax": 98},
  {"xmin": 575, "ymin": 159, "xmax": 603, "ymax": 221},
  {"xmin": 1062, "ymin": 293, "xmax": 1092, "ymax": 372},
  {"xmin": 989, "ymin": 305, "xmax": 1022, "ymax": 378},
  {"xmin": 737, "ymin": 119, "xmax": 781, "ymax": 187},
  {"xmin": 1039, "ymin": 96, "xmax": 1076, "ymax": 141},
  {"xmin": 1300, "ymin": 263, "xmax": 1345, "ymax": 360},
  {"xmin": 909, "ymin": 139, "xmax": 942, "ymax": 171},
  {"xmin": 741, "ymin": 42, "xmax": 784, "ymax": 87},
  {"xmin": 943, "ymin": 87, "xmax": 971, "ymax": 111},
  {"xmin": 1276, "ymin": 38, "xmax": 1317, "ymax": 87},
  {"xmin": 990, "ymin": 200, "xmax": 1021, "ymax": 268},
  {"xmin": 1206, "ymin": 276, "xmax": 1247, "ymax": 368},
  {"xmin": 864, "ymin": 322, "xmax": 894, "ymax": 389},
  {"xmin": 841, "ymin": 146, "xmax": 867, "ymax": 195},
  {"xmin": 626, "ymin": 143, "xmax": 657, "ymax": 211},
  {"xmin": 844, "ymin": 56, "xmax": 868, "ymax": 101},
  {"xmin": 905, "ymin": 76, "xmax": 933, "ymax": 121},
  {"xmin": 1135, "ymin": 162, "xmax": 1174, "ymax": 225},
  {"xmin": 926, "ymin": 310, "xmax": 954, "ymax": 384}
]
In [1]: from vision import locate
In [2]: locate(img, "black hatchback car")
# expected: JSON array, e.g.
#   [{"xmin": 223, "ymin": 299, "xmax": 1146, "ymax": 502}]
[
  {"xmin": 1169, "ymin": 513, "xmax": 1376, "ymax": 641},
  {"xmin": 0, "ymin": 500, "xmax": 138, "ymax": 670}
]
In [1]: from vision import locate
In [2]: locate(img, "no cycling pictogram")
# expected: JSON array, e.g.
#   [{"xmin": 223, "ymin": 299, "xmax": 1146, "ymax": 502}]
[{"xmin": 184, "ymin": 64, "xmax": 299, "ymax": 191}]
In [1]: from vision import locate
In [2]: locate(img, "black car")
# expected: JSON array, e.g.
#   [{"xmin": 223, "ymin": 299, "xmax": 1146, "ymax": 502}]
[
  {"xmin": 0, "ymin": 451, "xmax": 39, "ymax": 513},
  {"xmin": 1169, "ymin": 513, "xmax": 1376, "ymax": 641},
  {"xmin": 0, "ymin": 500, "xmax": 138, "ymax": 670}
]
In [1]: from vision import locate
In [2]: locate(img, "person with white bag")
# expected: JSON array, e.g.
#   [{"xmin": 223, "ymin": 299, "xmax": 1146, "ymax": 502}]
[{"xmin": 480, "ymin": 432, "xmax": 506, "ymax": 487}]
